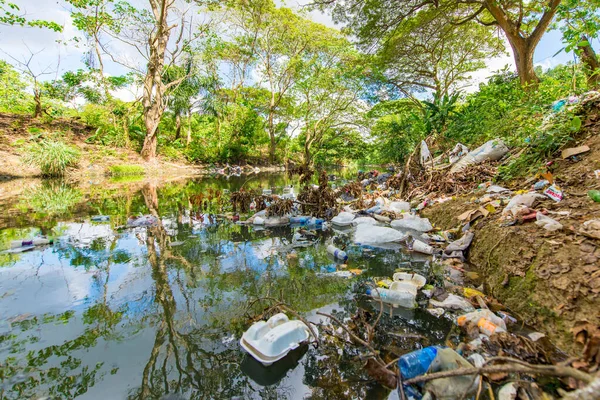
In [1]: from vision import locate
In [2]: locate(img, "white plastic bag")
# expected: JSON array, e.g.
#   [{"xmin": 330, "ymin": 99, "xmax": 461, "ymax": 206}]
[
  {"xmin": 450, "ymin": 139, "xmax": 509, "ymax": 173},
  {"xmin": 355, "ymin": 225, "xmax": 407, "ymax": 244},
  {"xmin": 387, "ymin": 201, "xmax": 411, "ymax": 213},
  {"xmin": 421, "ymin": 140, "xmax": 432, "ymax": 165},
  {"xmin": 331, "ymin": 211, "xmax": 355, "ymax": 226},
  {"xmin": 353, "ymin": 217, "xmax": 378, "ymax": 226},
  {"xmin": 391, "ymin": 215, "xmax": 433, "ymax": 232},
  {"xmin": 535, "ymin": 213, "xmax": 563, "ymax": 231},
  {"xmin": 502, "ymin": 193, "xmax": 546, "ymax": 216},
  {"xmin": 429, "ymin": 294, "xmax": 474, "ymax": 311}
]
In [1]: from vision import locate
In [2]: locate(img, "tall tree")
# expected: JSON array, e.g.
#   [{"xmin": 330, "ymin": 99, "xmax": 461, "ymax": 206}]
[
  {"xmin": 377, "ymin": 9, "xmax": 504, "ymax": 98},
  {"xmin": 227, "ymin": 1, "xmax": 321, "ymax": 163},
  {"xmin": 316, "ymin": 0, "xmax": 563, "ymax": 86},
  {"xmin": 293, "ymin": 31, "xmax": 367, "ymax": 167}
]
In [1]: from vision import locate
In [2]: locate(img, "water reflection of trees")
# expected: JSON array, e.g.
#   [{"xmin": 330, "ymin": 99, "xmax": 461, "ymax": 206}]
[{"xmin": 2, "ymin": 175, "xmax": 396, "ymax": 399}]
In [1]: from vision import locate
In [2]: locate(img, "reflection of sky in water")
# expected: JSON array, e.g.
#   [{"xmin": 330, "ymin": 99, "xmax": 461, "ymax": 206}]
[{"xmin": 0, "ymin": 175, "xmax": 451, "ymax": 400}]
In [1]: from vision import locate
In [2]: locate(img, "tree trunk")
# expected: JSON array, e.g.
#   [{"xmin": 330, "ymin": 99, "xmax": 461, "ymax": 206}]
[
  {"xmin": 140, "ymin": 0, "xmax": 175, "ymax": 161},
  {"xmin": 175, "ymin": 113, "xmax": 182, "ymax": 140},
  {"xmin": 303, "ymin": 136, "xmax": 312, "ymax": 168},
  {"xmin": 508, "ymin": 37, "xmax": 539, "ymax": 87},
  {"xmin": 268, "ymin": 93, "xmax": 276, "ymax": 164},
  {"xmin": 579, "ymin": 35, "xmax": 600, "ymax": 88},
  {"xmin": 186, "ymin": 111, "xmax": 192, "ymax": 147},
  {"xmin": 483, "ymin": 0, "xmax": 561, "ymax": 88},
  {"xmin": 33, "ymin": 89, "xmax": 42, "ymax": 118}
]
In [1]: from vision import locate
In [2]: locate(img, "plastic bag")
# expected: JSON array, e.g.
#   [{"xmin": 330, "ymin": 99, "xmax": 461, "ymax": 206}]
[
  {"xmin": 450, "ymin": 138, "xmax": 509, "ymax": 173},
  {"xmin": 424, "ymin": 348, "xmax": 479, "ymax": 400},
  {"xmin": 355, "ymin": 225, "xmax": 407, "ymax": 244},
  {"xmin": 535, "ymin": 213, "xmax": 563, "ymax": 231},
  {"xmin": 391, "ymin": 215, "xmax": 433, "ymax": 232},
  {"xmin": 353, "ymin": 217, "xmax": 378, "ymax": 225},
  {"xmin": 421, "ymin": 140, "xmax": 432, "ymax": 165},
  {"xmin": 331, "ymin": 211, "xmax": 355, "ymax": 226},
  {"xmin": 502, "ymin": 193, "xmax": 546, "ymax": 216},
  {"xmin": 449, "ymin": 143, "xmax": 469, "ymax": 164},
  {"xmin": 388, "ymin": 201, "xmax": 410, "ymax": 213},
  {"xmin": 429, "ymin": 294, "xmax": 474, "ymax": 311}
]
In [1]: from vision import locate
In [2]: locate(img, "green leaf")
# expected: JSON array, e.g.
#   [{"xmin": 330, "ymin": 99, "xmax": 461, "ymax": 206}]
[{"xmin": 570, "ymin": 116, "xmax": 582, "ymax": 131}]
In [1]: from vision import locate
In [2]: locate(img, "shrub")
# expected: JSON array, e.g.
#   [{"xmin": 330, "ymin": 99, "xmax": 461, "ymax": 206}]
[
  {"xmin": 22, "ymin": 140, "xmax": 80, "ymax": 177},
  {"xmin": 108, "ymin": 164, "xmax": 145, "ymax": 176}
]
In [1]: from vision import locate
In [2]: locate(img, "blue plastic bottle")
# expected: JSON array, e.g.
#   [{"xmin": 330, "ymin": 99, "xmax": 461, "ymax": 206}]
[
  {"xmin": 290, "ymin": 216, "xmax": 310, "ymax": 224},
  {"xmin": 398, "ymin": 346, "xmax": 440, "ymax": 379},
  {"xmin": 309, "ymin": 217, "xmax": 324, "ymax": 226}
]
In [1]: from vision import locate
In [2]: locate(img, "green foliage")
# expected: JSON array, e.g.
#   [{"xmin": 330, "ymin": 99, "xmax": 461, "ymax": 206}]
[
  {"xmin": 108, "ymin": 164, "xmax": 145, "ymax": 176},
  {"xmin": 0, "ymin": 60, "xmax": 30, "ymax": 113},
  {"xmin": 0, "ymin": 0, "xmax": 62, "ymax": 31},
  {"xmin": 22, "ymin": 140, "xmax": 81, "ymax": 177}
]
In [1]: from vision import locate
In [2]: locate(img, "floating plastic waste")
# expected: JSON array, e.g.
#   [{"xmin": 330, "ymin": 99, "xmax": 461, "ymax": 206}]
[
  {"xmin": 391, "ymin": 215, "xmax": 433, "ymax": 232},
  {"xmin": 398, "ymin": 346, "xmax": 440, "ymax": 379},
  {"xmin": 327, "ymin": 245, "xmax": 348, "ymax": 262},
  {"xmin": 355, "ymin": 225, "xmax": 407, "ymax": 244},
  {"xmin": 331, "ymin": 211, "xmax": 355, "ymax": 226},
  {"xmin": 91, "ymin": 215, "xmax": 110, "ymax": 222},
  {"xmin": 240, "ymin": 313, "xmax": 317, "ymax": 366}
]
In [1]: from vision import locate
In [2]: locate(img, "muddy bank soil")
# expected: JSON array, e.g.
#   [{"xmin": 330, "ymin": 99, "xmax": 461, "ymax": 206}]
[{"xmin": 422, "ymin": 134, "xmax": 600, "ymax": 356}]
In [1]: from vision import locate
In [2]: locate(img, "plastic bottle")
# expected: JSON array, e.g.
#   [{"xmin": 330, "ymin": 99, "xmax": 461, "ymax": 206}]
[
  {"xmin": 10, "ymin": 238, "xmax": 53, "ymax": 248},
  {"xmin": 308, "ymin": 217, "xmax": 324, "ymax": 226},
  {"xmin": 91, "ymin": 215, "xmax": 110, "ymax": 222},
  {"xmin": 327, "ymin": 245, "xmax": 348, "ymax": 261},
  {"xmin": 589, "ymin": 190, "xmax": 600, "ymax": 203},
  {"xmin": 366, "ymin": 288, "xmax": 416, "ymax": 309},
  {"xmin": 397, "ymin": 346, "xmax": 439, "ymax": 379},
  {"xmin": 290, "ymin": 216, "xmax": 311, "ymax": 224},
  {"xmin": 477, "ymin": 318, "xmax": 506, "ymax": 336}
]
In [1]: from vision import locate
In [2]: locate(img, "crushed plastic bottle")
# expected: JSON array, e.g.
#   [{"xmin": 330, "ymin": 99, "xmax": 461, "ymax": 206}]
[
  {"xmin": 327, "ymin": 245, "xmax": 348, "ymax": 261},
  {"xmin": 398, "ymin": 346, "xmax": 440, "ymax": 379}
]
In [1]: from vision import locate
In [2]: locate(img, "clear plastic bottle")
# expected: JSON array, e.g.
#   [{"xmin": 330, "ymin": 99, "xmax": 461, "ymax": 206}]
[
  {"xmin": 397, "ymin": 346, "xmax": 440, "ymax": 379},
  {"xmin": 366, "ymin": 288, "xmax": 416, "ymax": 309},
  {"xmin": 327, "ymin": 245, "xmax": 348, "ymax": 261}
]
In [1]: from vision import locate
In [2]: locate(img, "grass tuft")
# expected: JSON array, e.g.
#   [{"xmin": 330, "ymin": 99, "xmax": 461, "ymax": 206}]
[
  {"xmin": 109, "ymin": 164, "xmax": 145, "ymax": 176},
  {"xmin": 22, "ymin": 140, "xmax": 80, "ymax": 177}
]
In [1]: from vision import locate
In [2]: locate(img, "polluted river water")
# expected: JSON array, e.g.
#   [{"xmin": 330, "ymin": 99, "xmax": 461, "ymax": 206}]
[{"xmin": 0, "ymin": 172, "xmax": 551, "ymax": 399}]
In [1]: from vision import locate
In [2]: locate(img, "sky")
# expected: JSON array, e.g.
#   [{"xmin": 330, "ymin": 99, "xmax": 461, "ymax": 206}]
[{"xmin": 0, "ymin": 0, "xmax": 587, "ymax": 99}]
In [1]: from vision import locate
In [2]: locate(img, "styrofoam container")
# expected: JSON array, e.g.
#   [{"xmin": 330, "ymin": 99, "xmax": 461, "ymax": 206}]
[
  {"xmin": 240, "ymin": 313, "xmax": 317, "ymax": 366},
  {"xmin": 393, "ymin": 272, "xmax": 427, "ymax": 288},
  {"xmin": 389, "ymin": 281, "xmax": 419, "ymax": 296}
]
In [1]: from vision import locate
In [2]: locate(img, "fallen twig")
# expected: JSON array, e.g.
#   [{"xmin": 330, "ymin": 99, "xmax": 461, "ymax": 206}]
[{"xmin": 403, "ymin": 358, "xmax": 594, "ymax": 385}]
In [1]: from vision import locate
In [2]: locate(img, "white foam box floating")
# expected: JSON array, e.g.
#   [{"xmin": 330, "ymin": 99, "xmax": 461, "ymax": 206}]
[{"xmin": 240, "ymin": 313, "xmax": 317, "ymax": 366}]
